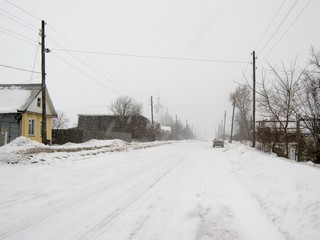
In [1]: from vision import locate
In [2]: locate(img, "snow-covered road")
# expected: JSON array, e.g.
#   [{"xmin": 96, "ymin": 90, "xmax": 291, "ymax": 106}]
[{"xmin": 0, "ymin": 141, "xmax": 319, "ymax": 240}]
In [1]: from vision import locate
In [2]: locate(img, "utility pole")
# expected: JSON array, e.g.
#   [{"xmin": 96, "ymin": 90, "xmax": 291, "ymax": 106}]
[
  {"xmin": 41, "ymin": 20, "xmax": 47, "ymax": 144},
  {"xmin": 150, "ymin": 96, "xmax": 154, "ymax": 124},
  {"xmin": 175, "ymin": 114, "xmax": 178, "ymax": 140},
  {"xmin": 150, "ymin": 96, "xmax": 155, "ymax": 141},
  {"xmin": 230, "ymin": 98, "xmax": 235, "ymax": 143},
  {"xmin": 252, "ymin": 50, "xmax": 256, "ymax": 148},
  {"xmin": 223, "ymin": 110, "xmax": 226, "ymax": 141}
]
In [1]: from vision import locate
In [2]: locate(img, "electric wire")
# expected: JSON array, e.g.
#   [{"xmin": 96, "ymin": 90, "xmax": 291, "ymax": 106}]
[
  {"xmin": 50, "ymin": 48, "xmax": 250, "ymax": 64},
  {"xmin": 0, "ymin": 8, "xmax": 38, "ymax": 32},
  {"xmin": 48, "ymin": 36, "xmax": 136, "ymax": 97},
  {"xmin": 19, "ymin": 75, "xmax": 41, "ymax": 84},
  {"xmin": 0, "ymin": 63, "xmax": 41, "ymax": 73},
  {"xmin": 3, "ymin": 1, "xmax": 149, "ymax": 100},
  {"xmin": 0, "ymin": 25, "xmax": 39, "ymax": 45},
  {"xmin": 254, "ymin": 0, "xmax": 287, "ymax": 50},
  {"xmin": 51, "ymin": 52, "xmax": 123, "ymax": 96},
  {"xmin": 30, "ymin": 34, "xmax": 41, "ymax": 82},
  {"xmin": 0, "ymin": 25, "xmax": 38, "ymax": 42},
  {"xmin": 168, "ymin": 105, "xmax": 230, "ymax": 109},
  {"xmin": 0, "ymin": 29, "xmax": 38, "ymax": 46},
  {"xmin": 47, "ymin": 26, "xmax": 146, "ymax": 97},
  {"xmin": 258, "ymin": 0, "xmax": 312, "ymax": 65},
  {"xmin": 5, "ymin": 0, "xmax": 42, "ymax": 21},
  {"xmin": 242, "ymin": 53, "xmax": 253, "ymax": 83},
  {"xmin": 258, "ymin": 0, "xmax": 299, "ymax": 55}
]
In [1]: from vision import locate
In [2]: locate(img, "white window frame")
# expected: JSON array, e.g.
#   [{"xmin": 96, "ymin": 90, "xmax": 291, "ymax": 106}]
[{"xmin": 28, "ymin": 119, "xmax": 36, "ymax": 136}]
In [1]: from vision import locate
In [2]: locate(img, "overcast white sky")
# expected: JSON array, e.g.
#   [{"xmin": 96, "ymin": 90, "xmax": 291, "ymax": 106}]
[{"xmin": 1, "ymin": 0, "xmax": 320, "ymax": 139}]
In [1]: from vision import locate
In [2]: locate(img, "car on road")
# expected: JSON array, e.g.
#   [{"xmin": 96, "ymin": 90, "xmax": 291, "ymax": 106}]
[{"xmin": 213, "ymin": 138, "xmax": 224, "ymax": 148}]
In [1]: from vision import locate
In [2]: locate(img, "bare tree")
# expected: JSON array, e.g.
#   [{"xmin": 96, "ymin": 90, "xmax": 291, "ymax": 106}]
[
  {"xmin": 170, "ymin": 120, "xmax": 184, "ymax": 140},
  {"xmin": 295, "ymin": 47, "xmax": 320, "ymax": 162},
  {"xmin": 52, "ymin": 111, "xmax": 70, "ymax": 130},
  {"xmin": 109, "ymin": 96, "xmax": 144, "ymax": 138},
  {"xmin": 229, "ymin": 84, "xmax": 251, "ymax": 141},
  {"xmin": 257, "ymin": 60, "xmax": 303, "ymax": 158},
  {"xmin": 109, "ymin": 95, "xmax": 143, "ymax": 116}
]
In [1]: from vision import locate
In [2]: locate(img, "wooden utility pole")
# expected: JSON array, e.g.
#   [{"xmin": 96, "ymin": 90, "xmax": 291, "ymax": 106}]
[
  {"xmin": 175, "ymin": 114, "xmax": 178, "ymax": 140},
  {"xmin": 41, "ymin": 20, "xmax": 47, "ymax": 144},
  {"xmin": 223, "ymin": 110, "xmax": 226, "ymax": 141},
  {"xmin": 150, "ymin": 96, "xmax": 155, "ymax": 141},
  {"xmin": 252, "ymin": 50, "xmax": 256, "ymax": 148},
  {"xmin": 150, "ymin": 96, "xmax": 154, "ymax": 124},
  {"xmin": 230, "ymin": 98, "xmax": 236, "ymax": 143}
]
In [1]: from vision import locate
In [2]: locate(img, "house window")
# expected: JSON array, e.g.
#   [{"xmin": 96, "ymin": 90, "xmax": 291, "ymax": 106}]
[
  {"xmin": 37, "ymin": 98, "xmax": 41, "ymax": 107},
  {"xmin": 28, "ymin": 119, "xmax": 35, "ymax": 136}
]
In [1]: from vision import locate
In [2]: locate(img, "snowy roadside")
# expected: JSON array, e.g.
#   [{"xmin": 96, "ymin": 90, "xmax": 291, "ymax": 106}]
[
  {"xmin": 0, "ymin": 137, "xmax": 172, "ymax": 165},
  {"xmin": 0, "ymin": 140, "xmax": 319, "ymax": 239},
  {"xmin": 224, "ymin": 142, "xmax": 320, "ymax": 240}
]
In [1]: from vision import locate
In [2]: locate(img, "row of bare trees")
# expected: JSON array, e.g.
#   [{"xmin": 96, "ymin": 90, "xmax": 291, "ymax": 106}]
[
  {"xmin": 229, "ymin": 47, "xmax": 320, "ymax": 163},
  {"xmin": 53, "ymin": 95, "xmax": 196, "ymax": 141},
  {"xmin": 110, "ymin": 96, "xmax": 196, "ymax": 140}
]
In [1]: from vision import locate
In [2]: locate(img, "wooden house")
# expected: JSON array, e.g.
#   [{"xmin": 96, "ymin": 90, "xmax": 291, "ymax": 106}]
[{"xmin": 0, "ymin": 84, "xmax": 57, "ymax": 145}]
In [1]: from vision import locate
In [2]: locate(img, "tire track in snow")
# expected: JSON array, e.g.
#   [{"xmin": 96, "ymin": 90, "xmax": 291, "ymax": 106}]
[
  {"xmin": 192, "ymin": 145, "xmax": 286, "ymax": 240},
  {"xmin": 64, "ymin": 150, "xmax": 191, "ymax": 240},
  {"xmin": 127, "ymin": 150, "xmax": 201, "ymax": 240},
  {"xmin": 0, "ymin": 148, "xmax": 184, "ymax": 239},
  {"xmin": 118, "ymin": 144, "xmax": 203, "ymax": 240}
]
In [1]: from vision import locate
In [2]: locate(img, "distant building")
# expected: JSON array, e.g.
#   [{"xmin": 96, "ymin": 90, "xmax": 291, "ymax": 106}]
[
  {"xmin": 154, "ymin": 97, "xmax": 164, "ymax": 124},
  {"xmin": 0, "ymin": 84, "xmax": 57, "ymax": 146},
  {"xmin": 53, "ymin": 106, "xmax": 150, "ymax": 144},
  {"xmin": 154, "ymin": 97, "xmax": 173, "ymax": 126},
  {"xmin": 78, "ymin": 114, "xmax": 149, "ymax": 141}
]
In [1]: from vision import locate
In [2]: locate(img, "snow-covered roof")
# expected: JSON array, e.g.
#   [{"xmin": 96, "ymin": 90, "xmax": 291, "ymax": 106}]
[
  {"xmin": 78, "ymin": 106, "xmax": 113, "ymax": 116},
  {"xmin": 0, "ymin": 87, "xmax": 32, "ymax": 113},
  {"xmin": 0, "ymin": 84, "xmax": 57, "ymax": 116},
  {"xmin": 161, "ymin": 126, "xmax": 172, "ymax": 132}
]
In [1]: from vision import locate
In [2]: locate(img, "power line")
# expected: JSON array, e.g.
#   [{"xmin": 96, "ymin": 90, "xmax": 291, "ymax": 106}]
[
  {"xmin": 0, "ymin": 8, "xmax": 38, "ymax": 32},
  {"xmin": 0, "ymin": 63, "xmax": 41, "ymax": 73},
  {"xmin": 168, "ymin": 105, "xmax": 230, "ymax": 109},
  {"xmin": 3, "ymin": 0, "xmax": 148, "ymax": 99},
  {"xmin": 48, "ymin": 36, "xmax": 141, "ymax": 97},
  {"xmin": 254, "ymin": 0, "xmax": 287, "ymax": 49},
  {"xmin": 20, "ymin": 75, "xmax": 41, "ymax": 84},
  {"xmin": 47, "ymin": 31, "xmax": 146, "ymax": 97},
  {"xmin": 258, "ymin": 0, "xmax": 299, "ymax": 55},
  {"xmin": 0, "ymin": 29, "xmax": 38, "ymax": 46},
  {"xmin": 50, "ymin": 48, "xmax": 250, "ymax": 64},
  {"xmin": 30, "ymin": 34, "xmax": 41, "ymax": 82},
  {"xmin": 258, "ymin": 0, "xmax": 312, "ymax": 65},
  {"xmin": 51, "ymin": 52, "xmax": 123, "ymax": 96},
  {"xmin": 0, "ymin": 25, "xmax": 39, "ymax": 44},
  {"xmin": 5, "ymin": 0, "xmax": 42, "ymax": 21}
]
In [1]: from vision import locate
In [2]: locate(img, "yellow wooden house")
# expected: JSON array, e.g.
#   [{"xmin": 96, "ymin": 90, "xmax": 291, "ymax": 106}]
[{"xmin": 0, "ymin": 84, "xmax": 57, "ymax": 146}]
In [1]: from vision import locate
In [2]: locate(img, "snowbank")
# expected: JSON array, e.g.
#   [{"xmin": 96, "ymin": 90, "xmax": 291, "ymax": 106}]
[
  {"xmin": 0, "ymin": 140, "xmax": 319, "ymax": 239},
  {"xmin": 0, "ymin": 137, "xmax": 172, "ymax": 164},
  {"xmin": 225, "ymin": 142, "xmax": 320, "ymax": 240}
]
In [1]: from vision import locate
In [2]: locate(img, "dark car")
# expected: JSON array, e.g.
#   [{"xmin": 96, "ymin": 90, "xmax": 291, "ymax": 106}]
[{"xmin": 213, "ymin": 138, "xmax": 224, "ymax": 148}]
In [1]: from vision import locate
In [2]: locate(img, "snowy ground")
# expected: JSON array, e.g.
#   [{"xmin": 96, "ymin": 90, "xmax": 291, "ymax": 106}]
[{"xmin": 0, "ymin": 139, "xmax": 319, "ymax": 240}]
